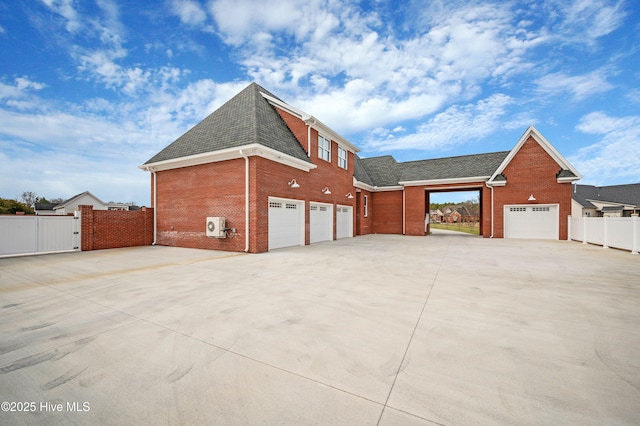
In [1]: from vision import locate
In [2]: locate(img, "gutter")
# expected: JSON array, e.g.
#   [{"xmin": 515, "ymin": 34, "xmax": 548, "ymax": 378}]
[{"xmin": 239, "ymin": 150, "xmax": 250, "ymax": 252}]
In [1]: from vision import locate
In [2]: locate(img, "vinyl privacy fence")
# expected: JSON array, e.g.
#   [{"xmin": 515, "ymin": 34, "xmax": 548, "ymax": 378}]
[
  {"xmin": 569, "ymin": 215, "xmax": 639, "ymax": 255},
  {"xmin": 0, "ymin": 215, "xmax": 81, "ymax": 257}
]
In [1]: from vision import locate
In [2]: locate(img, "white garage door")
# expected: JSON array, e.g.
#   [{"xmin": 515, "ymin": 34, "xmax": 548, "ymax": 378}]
[
  {"xmin": 336, "ymin": 205, "xmax": 353, "ymax": 239},
  {"xmin": 268, "ymin": 198, "xmax": 305, "ymax": 250},
  {"xmin": 310, "ymin": 203, "xmax": 333, "ymax": 243},
  {"xmin": 504, "ymin": 204, "xmax": 558, "ymax": 239}
]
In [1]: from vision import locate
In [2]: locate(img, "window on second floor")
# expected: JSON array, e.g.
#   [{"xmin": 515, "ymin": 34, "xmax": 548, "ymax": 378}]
[
  {"xmin": 338, "ymin": 146, "xmax": 347, "ymax": 169},
  {"xmin": 318, "ymin": 135, "xmax": 331, "ymax": 162}
]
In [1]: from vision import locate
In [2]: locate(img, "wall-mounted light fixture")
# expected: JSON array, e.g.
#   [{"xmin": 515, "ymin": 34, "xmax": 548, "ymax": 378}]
[
  {"xmin": 322, "ymin": 187, "xmax": 331, "ymax": 195},
  {"xmin": 346, "ymin": 192, "xmax": 354, "ymax": 199},
  {"xmin": 528, "ymin": 194, "xmax": 536, "ymax": 201},
  {"xmin": 288, "ymin": 179, "xmax": 300, "ymax": 188}
]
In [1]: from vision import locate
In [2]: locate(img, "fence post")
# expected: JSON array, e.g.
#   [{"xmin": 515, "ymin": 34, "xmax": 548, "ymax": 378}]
[
  {"xmin": 567, "ymin": 215, "xmax": 571, "ymax": 241},
  {"xmin": 603, "ymin": 216, "xmax": 609, "ymax": 249},
  {"xmin": 632, "ymin": 214, "xmax": 638, "ymax": 255},
  {"xmin": 583, "ymin": 216, "xmax": 587, "ymax": 244}
]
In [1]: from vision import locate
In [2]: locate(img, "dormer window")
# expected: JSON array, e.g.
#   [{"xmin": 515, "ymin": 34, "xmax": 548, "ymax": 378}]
[
  {"xmin": 318, "ymin": 135, "xmax": 331, "ymax": 162},
  {"xmin": 338, "ymin": 146, "xmax": 348, "ymax": 169}
]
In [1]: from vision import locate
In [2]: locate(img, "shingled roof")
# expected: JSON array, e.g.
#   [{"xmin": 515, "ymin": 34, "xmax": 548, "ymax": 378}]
[
  {"xmin": 573, "ymin": 183, "xmax": 640, "ymax": 208},
  {"xmin": 355, "ymin": 151, "xmax": 510, "ymax": 187},
  {"xmin": 145, "ymin": 83, "xmax": 311, "ymax": 165}
]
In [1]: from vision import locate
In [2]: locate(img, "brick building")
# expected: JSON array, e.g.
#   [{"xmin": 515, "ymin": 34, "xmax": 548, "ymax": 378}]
[{"xmin": 140, "ymin": 83, "xmax": 581, "ymax": 253}]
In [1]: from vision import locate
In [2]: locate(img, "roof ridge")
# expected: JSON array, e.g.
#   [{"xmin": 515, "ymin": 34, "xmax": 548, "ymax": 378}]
[{"xmin": 399, "ymin": 150, "xmax": 511, "ymax": 165}]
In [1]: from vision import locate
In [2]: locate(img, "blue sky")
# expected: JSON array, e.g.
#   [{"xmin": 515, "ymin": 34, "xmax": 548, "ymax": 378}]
[{"xmin": 1, "ymin": 0, "xmax": 638, "ymax": 206}]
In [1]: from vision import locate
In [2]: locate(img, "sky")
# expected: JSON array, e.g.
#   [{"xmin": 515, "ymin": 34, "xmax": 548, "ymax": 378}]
[{"xmin": 0, "ymin": 0, "xmax": 638, "ymax": 207}]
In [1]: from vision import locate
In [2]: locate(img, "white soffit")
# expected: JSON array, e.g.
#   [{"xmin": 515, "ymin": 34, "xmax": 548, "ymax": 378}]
[{"xmin": 139, "ymin": 144, "xmax": 317, "ymax": 172}]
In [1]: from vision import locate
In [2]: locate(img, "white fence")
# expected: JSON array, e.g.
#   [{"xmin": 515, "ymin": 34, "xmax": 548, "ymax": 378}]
[
  {"xmin": 569, "ymin": 215, "xmax": 639, "ymax": 254},
  {"xmin": 0, "ymin": 215, "xmax": 81, "ymax": 257}
]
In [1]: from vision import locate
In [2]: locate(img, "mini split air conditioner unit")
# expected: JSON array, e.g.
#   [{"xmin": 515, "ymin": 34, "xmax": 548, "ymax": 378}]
[{"xmin": 206, "ymin": 217, "xmax": 226, "ymax": 238}]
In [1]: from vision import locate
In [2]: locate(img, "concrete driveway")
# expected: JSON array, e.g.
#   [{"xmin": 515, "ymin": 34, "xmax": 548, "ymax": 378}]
[{"xmin": 1, "ymin": 234, "xmax": 639, "ymax": 425}]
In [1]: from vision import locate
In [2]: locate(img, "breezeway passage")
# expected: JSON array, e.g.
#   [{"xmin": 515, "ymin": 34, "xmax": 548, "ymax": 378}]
[{"xmin": 1, "ymin": 235, "xmax": 639, "ymax": 425}]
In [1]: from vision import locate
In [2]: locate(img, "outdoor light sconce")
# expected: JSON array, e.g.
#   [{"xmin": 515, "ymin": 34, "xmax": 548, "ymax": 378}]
[
  {"xmin": 322, "ymin": 187, "xmax": 331, "ymax": 195},
  {"xmin": 346, "ymin": 192, "xmax": 354, "ymax": 199},
  {"xmin": 288, "ymin": 179, "xmax": 300, "ymax": 188},
  {"xmin": 528, "ymin": 194, "xmax": 536, "ymax": 201}
]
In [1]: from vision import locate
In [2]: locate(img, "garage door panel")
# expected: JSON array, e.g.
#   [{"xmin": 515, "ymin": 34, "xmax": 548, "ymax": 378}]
[
  {"xmin": 504, "ymin": 204, "xmax": 558, "ymax": 239},
  {"xmin": 269, "ymin": 199, "xmax": 304, "ymax": 250},
  {"xmin": 336, "ymin": 206, "xmax": 353, "ymax": 239},
  {"xmin": 310, "ymin": 203, "xmax": 332, "ymax": 243}
]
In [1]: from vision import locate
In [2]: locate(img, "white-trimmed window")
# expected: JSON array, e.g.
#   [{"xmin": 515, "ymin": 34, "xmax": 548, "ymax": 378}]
[
  {"xmin": 338, "ymin": 146, "xmax": 348, "ymax": 169},
  {"xmin": 318, "ymin": 135, "xmax": 331, "ymax": 162},
  {"xmin": 363, "ymin": 195, "xmax": 368, "ymax": 217}
]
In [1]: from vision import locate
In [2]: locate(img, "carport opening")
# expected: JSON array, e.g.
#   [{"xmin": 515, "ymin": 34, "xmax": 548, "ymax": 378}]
[{"xmin": 426, "ymin": 189, "xmax": 482, "ymax": 236}]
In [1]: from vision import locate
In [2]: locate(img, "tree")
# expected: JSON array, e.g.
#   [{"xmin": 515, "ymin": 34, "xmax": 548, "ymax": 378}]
[
  {"xmin": 21, "ymin": 191, "xmax": 39, "ymax": 207},
  {"xmin": 0, "ymin": 198, "xmax": 35, "ymax": 214}
]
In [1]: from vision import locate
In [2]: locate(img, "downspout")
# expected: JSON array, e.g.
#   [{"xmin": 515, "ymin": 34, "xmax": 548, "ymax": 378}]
[
  {"xmin": 152, "ymin": 168, "xmax": 157, "ymax": 245},
  {"xmin": 487, "ymin": 183, "xmax": 495, "ymax": 238},
  {"xmin": 402, "ymin": 187, "xmax": 406, "ymax": 235},
  {"xmin": 307, "ymin": 122, "xmax": 311, "ymax": 156},
  {"xmin": 239, "ymin": 150, "xmax": 250, "ymax": 252}
]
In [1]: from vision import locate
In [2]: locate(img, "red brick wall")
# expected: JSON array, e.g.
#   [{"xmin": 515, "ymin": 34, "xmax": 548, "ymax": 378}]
[
  {"xmin": 489, "ymin": 136, "xmax": 572, "ymax": 239},
  {"xmin": 154, "ymin": 159, "xmax": 248, "ymax": 252},
  {"xmin": 80, "ymin": 205, "xmax": 153, "ymax": 251},
  {"xmin": 404, "ymin": 186, "xmax": 426, "ymax": 235},
  {"xmin": 151, "ymin": 120, "xmax": 357, "ymax": 253},
  {"xmin": 276, "ymin": 109, "xmax": 309, "ymax": 154},
  {"xmin": 252, "ymin": 153, "xmax": 356, "ymax": 252},
  {"xmin": 371, "ymin": 191, "xmax": 403, "ymax": 234},
  {"xmin": 356, "ymin": 190, "xmax": 373, "ymax": 235}
]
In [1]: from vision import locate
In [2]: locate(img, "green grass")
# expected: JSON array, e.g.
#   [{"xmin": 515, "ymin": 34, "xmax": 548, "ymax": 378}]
[{"xmin": 430, "ymin": 223, "xmax": 480, "ymax": 235}]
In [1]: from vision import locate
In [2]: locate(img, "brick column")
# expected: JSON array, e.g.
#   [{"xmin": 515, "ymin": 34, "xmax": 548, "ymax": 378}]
[
  {"xmin": 142, "ymin": 207, "xmax": 154, "ymax": 245},
  {"xmin": 79, "ymin": 205, "xmax": 94, "ymax": 251},
  {"xmin": 404, "ymin": 186, "xmax": 426, "ymax": 236}
]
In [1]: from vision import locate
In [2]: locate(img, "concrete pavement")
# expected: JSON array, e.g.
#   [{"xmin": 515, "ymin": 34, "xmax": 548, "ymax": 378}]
[{"xmin": 1, "ymin": 234, "xmax": 639, "ymax": 425}]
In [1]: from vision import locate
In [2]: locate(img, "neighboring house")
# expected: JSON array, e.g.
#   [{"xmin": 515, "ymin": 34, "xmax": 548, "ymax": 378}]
[
  {"xmin": 440, "ymin": 205, "xmax": 478, "ymax": 223},
  {"xmin": 47, "ymin": 191, "xmax": 130, "ymax": 215},
  {"xmin": 34, "ymin": 202, "xmax": 57, "ymax": 215},
  {"xmin": 140, "ymin": 83, "xmax": 581, "ymax": 253},
  {"xmin": 572, "ymin": 184, "xmax": 640, "ymax": 217},
  {"xmin": 430, "ymin": 209, "xmax": 444, "ymax": 223},
  {"xmin": 54, "ymin": 191, "xmax": 107, "ymax": 215}
]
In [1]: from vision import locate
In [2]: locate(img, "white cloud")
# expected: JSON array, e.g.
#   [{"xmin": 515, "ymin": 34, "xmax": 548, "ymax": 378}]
[
  {"xmin": 39, "ymin": 0, "xmax": 82, "ymax": 33},
  {"xmin": 0, "ymin": 77, "xmax": 46, "ymax": 100},
  {"xmin": 0, "ymin": 78, "xmax": 251, "ymax": 204},
  {"xmin": 228, "ymin": 2, "xmax": 546, "ymax": 140},
  {"xmin": 364, "ymin": 94, "xmax": 513, "ymax": 152},
  {"xmin": 169, "ymin": 0, "xmax": 207, "ymax": 26},
  {"xmin": 570, "ymin": 111, "xmax": 640, "ymax": 184},
  {"xmin": 554, "ymin": 0, "xmax": 627, "ymax": 43},
  {"xmin": 535, "ymin": 69, "xmax": 614, "ymax": 100},
  {"xmin": 209, "ymin": 0, "xmax": 306, "ymax": 45}
]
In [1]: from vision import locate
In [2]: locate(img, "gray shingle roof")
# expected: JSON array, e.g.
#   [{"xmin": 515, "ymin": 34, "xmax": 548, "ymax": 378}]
[
  {"xmin": 34, "ymin": 202, "xmax": 58, "ymax": 210},
  {"xmin": 353, "ymin": 155, "xmax": 374, "ymax": 186},
  {"xmin": 356, "ymin": 155, "xmax": 402, "ymax": 187},
  {"xmin": 399, "ymin": 151, "xmax": 509, "ymax": 182},
  {"xmin": 573, "ymin": 183, "xmax": 640, "ymax": 207},
  {"xmin": 557, "ymin": 169, "xmax": 577, "ymax": 178},
  {"xmin": 356, "ymin": 151, "xmax": 510, "ymax": 187},
  {"xmin": 145, "ymin": 83, "xmax": 311, "ymax": 165}
]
